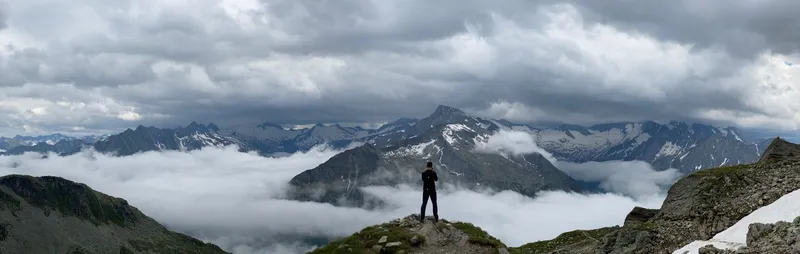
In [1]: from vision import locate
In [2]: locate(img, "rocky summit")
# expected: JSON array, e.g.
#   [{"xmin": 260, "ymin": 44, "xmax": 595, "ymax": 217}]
[
  {"xmin": 0, "ymin": 174, "xmax": 228, "ymax": 254},
  {"xmin": 308, "ymin": 214, "xmax": 510, "ymax": 254}
]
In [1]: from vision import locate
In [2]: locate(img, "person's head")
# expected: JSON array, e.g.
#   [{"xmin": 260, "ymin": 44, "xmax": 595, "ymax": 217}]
[{"xmin": 426, "ymin": 162, "xmax": 433, "ymax": 169}]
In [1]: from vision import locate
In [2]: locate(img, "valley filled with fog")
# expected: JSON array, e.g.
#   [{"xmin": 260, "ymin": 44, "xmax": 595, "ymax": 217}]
[{"xmin": 0, "ymin": 130, "xmax": 676, "ymax": 254}]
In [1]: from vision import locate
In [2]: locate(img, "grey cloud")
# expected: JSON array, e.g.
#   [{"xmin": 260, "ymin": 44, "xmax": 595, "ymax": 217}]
[
  {"xmin": 574, "ymin": 0, "xmax": 800, "ymax": 57},
  {"xmin": 0, "ymin": 145, "xmax": 664, "ymax": 253},
  {"xmin": 0, "ymin": 2, "xmax": 7, "ymax": 30},
  {"xmin": 1, "ymin": 0, "xmax": 799, "ymax": 136}
]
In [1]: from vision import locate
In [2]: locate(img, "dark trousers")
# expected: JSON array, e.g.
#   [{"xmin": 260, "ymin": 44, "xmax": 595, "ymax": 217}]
[{"xmin": 420, "ymin": 188, "xmax": 438, "ymax": 219}]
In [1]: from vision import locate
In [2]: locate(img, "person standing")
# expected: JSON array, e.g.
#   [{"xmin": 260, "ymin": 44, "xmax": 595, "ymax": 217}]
[{"xmin": 420, "ymin": 161, "xmax": 438, "ymax": 222}]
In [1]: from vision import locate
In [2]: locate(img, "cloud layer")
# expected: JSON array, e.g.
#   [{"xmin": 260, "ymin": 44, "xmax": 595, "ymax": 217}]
[
  {"xmin": 474, "ymin": 129, "xmax": 682, "ymax": 199},
  {"xmin": 0, "ymin": 145, "xmax": 665, "ymax": 253},
  {"xmin": 1, "ymin": 0, "xmax": 799, "ymax": 137}
]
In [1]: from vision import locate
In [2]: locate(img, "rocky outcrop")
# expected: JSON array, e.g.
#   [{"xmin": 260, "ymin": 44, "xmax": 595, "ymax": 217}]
[
  {"xmin": 698, "ymin": 216, "xmax": 800, "ymax": 254},
  {"xmin": 309, "ymin": 214, "xmax": 509, "ymax": 254},
  {"xmin": 0, "ymin": 174, "xmax": 228, "ymax": 254},
  {"xmin": 520, "ymin": 137, "xmax": 800, "ymax": 254},
  {"xmin": 758, "ymin": 136, "xmax": 800, "ymax": 164}
]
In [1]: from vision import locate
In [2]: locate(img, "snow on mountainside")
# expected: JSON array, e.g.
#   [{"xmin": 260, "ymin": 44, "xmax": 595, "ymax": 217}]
[
  {"xmin": 90, "ymin": 122, "xmax": 248, "ymax": 156},
  {"xmin": 0, "ymin": 134, "xmax": 75, "ymax": 150},
  {"xmin": 0, "ymin": 134, "xmax": 110, "ymax": 156},
  {"xmin": 223, "ymin": 122, "xmax": 297, "ymax": 142},
  {"xmin": 492, "ymin": 121, "xmax": 765, "ymax": 173}
]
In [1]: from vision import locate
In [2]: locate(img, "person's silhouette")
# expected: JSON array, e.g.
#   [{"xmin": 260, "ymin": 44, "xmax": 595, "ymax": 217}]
[{"xmin": 420, "ymin": 161, "xmax": 438, "ymax": 222}]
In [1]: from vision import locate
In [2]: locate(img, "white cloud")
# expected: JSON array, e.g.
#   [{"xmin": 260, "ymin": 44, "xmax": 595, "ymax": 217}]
[
  {"xmin": 0, "ymin": 145, "xmax": 665, "ymax": 254},
  {"xmin": 556, "ymin": 161, "xmax": 682, "ymax": 200},
  {"xmin": 117, "ymin": 110, "xmax": 142, "ymax": 121},
  {"xmin": 475, "ymin": 129, "xmax": 681, "ymax": 199},
  {"xmin": 473, "ymin": 129, "xmax": 556, "ymax": 163}
]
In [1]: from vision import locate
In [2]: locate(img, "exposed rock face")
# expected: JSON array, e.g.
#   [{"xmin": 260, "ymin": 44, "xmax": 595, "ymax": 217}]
[
  {"xmin": 622, "ymin": 207, "xmax": 658, "ymax": 228},
  {"xmin": 514, "ymin": 137, "xmax": 800, "ymax": 254},
  {"xmin": 309, "ymin": 214, "xmax": 508, "ymax": 254},
  {"xmin": 0, "ymin": 174, "xmax": 228, "ymax": 254},
  {"xmin": 758, "ymin": 137, "xmax": 800, "ymax": 164}
]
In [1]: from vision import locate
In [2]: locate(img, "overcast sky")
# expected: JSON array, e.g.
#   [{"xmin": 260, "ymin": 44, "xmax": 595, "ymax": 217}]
[{"xmin": 0, "ymin": 0, "xmax": 798, "ymax": 137}]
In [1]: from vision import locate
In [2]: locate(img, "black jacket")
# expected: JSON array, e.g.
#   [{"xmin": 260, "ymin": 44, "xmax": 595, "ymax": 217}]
[{"xmin": 422, "ymin": 169, "xmax": 438, "ymax": 190}]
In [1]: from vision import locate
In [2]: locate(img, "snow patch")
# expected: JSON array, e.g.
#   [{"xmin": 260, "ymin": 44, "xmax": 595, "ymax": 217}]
[
  {"xmin": 442, "ymin": 124, "xmax": 475, "ymax": 145},
  {"xmin": 673, "ymin": 188, "xmax": 800, "ymax": 254},
  {"xmin": 679, "ymin": 152, "xmax": 690, "ymax": 161},
  {"xmin": 719, "ymin": 158, "xmax": 729, "ymax": 167},
  {"xmin": 656, "ymin": 142, "xmax": 682, "ymax": 158},
  {"xmin": 385, "ymin": 139, "xmax": 436, "ymax": 158},
  {"xmin": 717, "ymin": 127, "xmax": 729, "ymax": 136},
  {"xmin": 192, "ymin": 133, "xmax": 222, "ymax": 147},
  {"xmin": 634, "ymin": 133, "xmax": 651, "ymax": 145},
  {"xmin": 731, "ymin": 131, "xmax": 743, "ymax": 142}
]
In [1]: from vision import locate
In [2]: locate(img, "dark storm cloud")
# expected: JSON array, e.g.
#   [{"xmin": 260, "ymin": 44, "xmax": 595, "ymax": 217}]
[
  {"xmin": 573, "ymin": 0, "xmax": 800, "ymax": 57},
  {"xmin": 0, "ymin": 0, "xmax": 798, "ymax": 136}
]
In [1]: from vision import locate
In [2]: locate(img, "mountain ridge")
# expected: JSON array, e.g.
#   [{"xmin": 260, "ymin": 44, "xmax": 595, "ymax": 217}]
[
  {"xmin": 0, "ymin": 105, "xmax": 773, "ymax": 175},
  {"xmin": 0, "ymin": 174, "xmax": 229, "ymax": 254}
]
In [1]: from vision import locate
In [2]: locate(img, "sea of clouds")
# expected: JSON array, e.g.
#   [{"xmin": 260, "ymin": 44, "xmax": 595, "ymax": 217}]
[{"xmin": 0, "ymin": 130, "xmax": 681, "ymax": 254}]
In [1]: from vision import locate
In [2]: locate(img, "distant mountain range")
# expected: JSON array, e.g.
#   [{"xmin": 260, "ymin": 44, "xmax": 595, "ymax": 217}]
[
  {"xmin": 0, "ymin": 134, "xmax": 107, "ymax": 154},
  {"xmin": 0, "ymin": 105, "xmax": 772, "ymax": 174},
  {"xmin": 499, "ymin": 121, "xmax": 773, "ymax": 173}
]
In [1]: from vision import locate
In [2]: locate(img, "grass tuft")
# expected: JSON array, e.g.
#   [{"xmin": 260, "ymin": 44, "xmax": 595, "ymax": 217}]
[
  {"xmin": 509, "ymin": 227, "xmax": 618, "ymax": 254},
  {"xmin": 451, "ymin": 222, "xmax": 506, "ymax": 249}
]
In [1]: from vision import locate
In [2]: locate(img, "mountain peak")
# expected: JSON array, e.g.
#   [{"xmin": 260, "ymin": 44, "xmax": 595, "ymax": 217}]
[
  {"xmin": 207, "ymin": 123, "xmax": 219, "ymax": 131},
  {"xmin": 758, "ymin": 137, "xmax": 800, "ymax": 163},
  {"xmin": 432, "ymin": 105, "xmax": 467, "ymax": 117}
]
